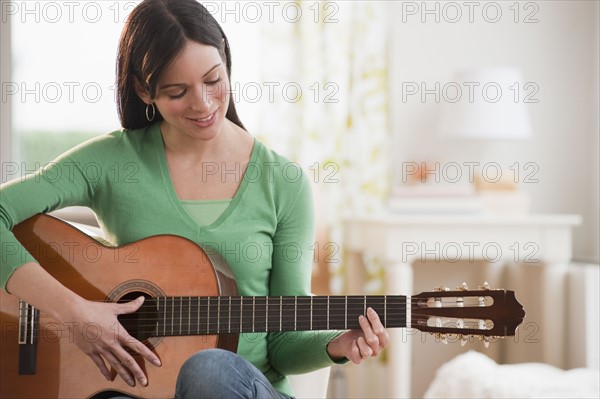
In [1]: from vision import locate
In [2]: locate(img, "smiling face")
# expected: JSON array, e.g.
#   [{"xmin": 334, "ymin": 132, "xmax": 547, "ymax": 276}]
[{"xmin": 137, "ymin": 40, "xmax": 231, "ymax": 142}]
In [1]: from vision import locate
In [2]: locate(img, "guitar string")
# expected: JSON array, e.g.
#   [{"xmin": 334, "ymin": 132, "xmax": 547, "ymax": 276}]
[
  {"xmin": 22, "ymin": 315, "xmax": 491, "ymax": 338},
  {"xmin": 91, "ymin": 312, "xmax": 484, "ymax": 334},
  {"xmin": 23, "ymin": 298, "xmax": 485, "ymax": 323},
  {"xmin": 25, "ymin": 319, "xmax": 491, "ymax": 340}
]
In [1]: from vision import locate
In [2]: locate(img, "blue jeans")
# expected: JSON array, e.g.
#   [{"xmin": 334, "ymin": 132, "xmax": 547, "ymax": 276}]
[
  {"xmin": 175, "ymin": 349, "xmax": 291, "ymax": 399},
  {"xmin": 105, "ymin": 349, "xmax": 290, "ymax": 399}
]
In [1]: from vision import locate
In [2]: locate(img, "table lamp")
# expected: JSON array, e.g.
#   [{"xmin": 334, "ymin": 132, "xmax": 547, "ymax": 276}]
[
  {"xmin": 437, "ymin": 66, "xmax": 533, "ymax": 213},
  {"xmin": 437, "ymin": 66, "xmax": 533, "ymax": 141}
]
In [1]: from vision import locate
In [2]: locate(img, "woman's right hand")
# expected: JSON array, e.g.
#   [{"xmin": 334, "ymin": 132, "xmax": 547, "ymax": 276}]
[
  {"xmin": 63, "ymin": 296, "xmax": 162, "ymax": 387},
  {"xmin": 6, "ymin": 263, "xmax": 161, "ymax": 387}
]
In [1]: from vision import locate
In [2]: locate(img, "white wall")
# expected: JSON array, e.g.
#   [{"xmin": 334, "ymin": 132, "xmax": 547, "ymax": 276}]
[
  {"xmin": 592, "ymin": 2, "xmax": 600, "ymax": 263},
  {"xmin": 567, "ymin": 262, "xmax": 600, "ymax": 369},
  {"xmin": 0, "ymin": 10, "xmax": 12, "ymax": 179},
  {"xmin": 385, "ymin": 2, "xmax": 599, "ymax": 397},
  {"xmin": 388, "ymin": 0, "xmax": 599, "ymax": 262}
]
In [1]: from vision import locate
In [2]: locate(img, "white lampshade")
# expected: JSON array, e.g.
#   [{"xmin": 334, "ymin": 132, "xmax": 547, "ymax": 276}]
[{"xmin": 438, "ymin": 67, "xmax": 533, "ymax": 140}]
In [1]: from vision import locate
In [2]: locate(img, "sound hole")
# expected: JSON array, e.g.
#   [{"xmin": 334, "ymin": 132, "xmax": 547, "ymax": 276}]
[{"xmin": 117, "ymin": 291, "xmax": 162, "ymax": 349}]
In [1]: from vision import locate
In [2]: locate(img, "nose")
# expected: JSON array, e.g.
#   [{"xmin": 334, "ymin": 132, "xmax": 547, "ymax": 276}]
[{"xmin": 189, "ymin": 85, "xmax": 214, "ymax": 112}]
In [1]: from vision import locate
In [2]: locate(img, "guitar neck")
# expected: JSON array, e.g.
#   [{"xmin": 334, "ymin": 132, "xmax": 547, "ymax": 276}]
[{"xmin": 128, "ymin": 295, "xmax": 408, "ymax": 337}]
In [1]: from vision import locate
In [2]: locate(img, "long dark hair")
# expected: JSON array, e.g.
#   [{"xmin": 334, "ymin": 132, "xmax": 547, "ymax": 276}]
[{"xmin": 116, "ymin": 0, "xmax": 245, "ymax": 131}]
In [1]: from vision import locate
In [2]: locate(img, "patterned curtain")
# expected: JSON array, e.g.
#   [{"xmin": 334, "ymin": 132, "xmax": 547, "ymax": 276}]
[{"xmin": 252, "ymin": 1, "xmax": 390, "ymax": 293}]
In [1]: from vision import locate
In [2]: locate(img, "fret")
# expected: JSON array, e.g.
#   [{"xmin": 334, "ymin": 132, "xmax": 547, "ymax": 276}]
[
  {"xmin": 240, "ymin": 296, "xmax": 249, "ymax": 333},
  {"xmin": 208, "ymin": 296, "xmax": 221, "ymax": 334},
  {"xmin": 384, "ymin": 296, "xmax": 387, "ymax": 327},
  {"xmin": 366, "ymin": 296, "xmax": 386, "ymax": 326},
  {"xmin": 252, "ymin": 296, "xmax": 255, "ymax": 333},
  {"xmin": 279, "ymin": 296, "xmax": 282, "ymax": 332},
  {"xmin": 196, "ymin": 297, "xmax": 202, "ymax": 334},
  {"xmin": 329, "ymin": 296, "xmax": 346, "ymax": 330},
  {"xmin": 347, "ymin": 296, "xmax": 365, "ymax": 330},
  {"xmin": 155, "ymin": 297, "xmax": 160, "ymax": 336},
  {"xmin": 363, "ymin": 295, "xmax": 366, "ymax": 316},
  {"xmin": 187, "ymin": 297, "xmax": 192, "ymax": 335},
  {"xmin": 385, "ymin": 296, "xmax": 408, "ymax": 328},
  {"xmin": 228, "ymin": 297, "xmax": 231, "ymax": 334},
  {"xmin": 265, "ymin": 297, "xmax": 269, "ymax": 332},
  {"xmin": 168, "ymin": 297, "xmax": 174, "ymax": 336},
  {"xmin": 208, "ymin": 297, "xmax": 220, "ymax": 334},
  {"xmin": 171, "ymin": 296, "xmax": 176, "ymax": 336},
  {"xmin": 229, "ymin": 297, "xmax": 241, "ymax": 333},
  {"xmin": 161, "ymin": 297, "xmax": 166, "ymax": 337},
  {"xmin": 281, "ymin": 296, "xmax": 295, "ymax": 332},
  {"xmin": 199, "ymin": 297, "xmax": 208, "ymax": 335},
  {"xmin": 219, "ymin": 297, "xmax": 229, "ymax": 334},
  {"xmin": 312, "ymin": 296, "xmax": 328, "ymax": 330},
  {"xmin": 294, "ymin": 297, "xmax": 297, "ymax": 331},
  {"xmin": 326, "ymin": 297, "xmax": 330, "ymax": 330},
  {"xmin": 217, "ymin": 296, "xmax": 221, "ymax": 333},
  {"xmin": 129, "ymin": 297, "xmax": 151, "ymax": 338},
  {"xmin": 266, "ymin": 297, "xmax": 280, "ymax": 332},
  {"xmin": 241, "ymin": 297, "xmax": 253, "ymax": 333},
  {"xmin": 172, "ymin": 297, "xmax": 177, "ymax": 336},
  {"xmin": 174, "ymin": 297, "xmax": 183, "ymax": 335},
  {"xmin": 254, "ymin": 297, "xmax": 267, "ymax": 332},
  {"xmin": 180, "ymin": 297, "xmax": 190, "ymax": 336},
  {"xmin": 207, "ymin": 297, "xmax": 211, "ymax": 334},
  {"xmin": 345, "ymin": 296, "xmax": 348, "ymax": 330},
  {"xmin": 296, "ymin": 297, "xmax": 311, "ymax": 331},
  {"xmin": 406, "ymin": 296, "xmax": 411, "ymax": 329},
  {"xmin": 159, "ymin": 297, "xmax": 166, "ymax": 336},
  {"xmin": 310, "ymin": 296, "xmax": 313, "ymax": 330},
  {"xmin": 178, "ymin": 297, "xmax": 182, "ymax": 335}
]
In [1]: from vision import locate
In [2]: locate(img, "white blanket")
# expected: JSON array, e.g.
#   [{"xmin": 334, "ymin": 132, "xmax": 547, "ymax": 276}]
[{"xmin": 424, "ymin": 351, "xmax": 599, "ymax": 398}]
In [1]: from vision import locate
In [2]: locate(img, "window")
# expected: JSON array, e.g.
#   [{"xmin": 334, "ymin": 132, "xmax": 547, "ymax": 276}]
[
  {"xmin": 4, "ymin": 1, "xmax": 263, "ymax": 175},
  {"xmin": 8, "ymin": 1, "xmax": 127, "ymax": 170}
]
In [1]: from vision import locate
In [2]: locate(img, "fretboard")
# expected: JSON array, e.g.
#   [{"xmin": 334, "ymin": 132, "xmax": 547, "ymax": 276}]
[{"xmin": 126, "ymin": 295, "xmax": 408, "ymax": 337}]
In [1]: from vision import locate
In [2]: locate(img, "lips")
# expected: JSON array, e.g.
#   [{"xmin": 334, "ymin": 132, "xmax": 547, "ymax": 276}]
[{"xmin": 188, "ymin": 110, "xmax": 217, "ymax": 127}]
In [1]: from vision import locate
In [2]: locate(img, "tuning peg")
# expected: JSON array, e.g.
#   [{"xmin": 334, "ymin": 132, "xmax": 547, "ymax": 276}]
[
  {"xmin": 434, "ymin": 333, "xmax": 448, "ymax": 344},
  {"xmin": 478, "ymin": 281, "xmax": 491, "ymax": 290},
  {"xmin": 459, "ymin": 334, "xmax": 468, "ymax": 347},
  {"xmin": 478, "ymin": 335, "xmax": 491, "ymax": 348},
  {"xmin": 456, "ymin": 282, "xmax": 469, "ymax": 291},
  {"xmin": 434, "ymin": 285, "xmax": 450, "ymax": 292}
]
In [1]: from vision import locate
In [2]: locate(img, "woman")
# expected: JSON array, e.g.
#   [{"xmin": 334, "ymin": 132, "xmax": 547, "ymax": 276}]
[{"xmin": 0, "ymin": 0, "xmax": 388, "ymax": 397}]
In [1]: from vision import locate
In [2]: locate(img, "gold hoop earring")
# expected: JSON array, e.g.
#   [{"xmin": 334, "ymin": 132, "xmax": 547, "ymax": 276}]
[{"xmin": 146, "ymin": 103, "xmax": 156, "ymax": 122}]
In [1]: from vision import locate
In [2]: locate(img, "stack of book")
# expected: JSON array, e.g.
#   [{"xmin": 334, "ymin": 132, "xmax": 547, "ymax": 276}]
[{"xmin": 388, "ymin": 183, "xmax": 484, "ymax": 214}]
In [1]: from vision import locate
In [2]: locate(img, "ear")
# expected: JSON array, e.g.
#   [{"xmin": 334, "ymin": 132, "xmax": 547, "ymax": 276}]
[{"xmin": 133, "ymin": 76, "xmax": 152, "ymax": 104}]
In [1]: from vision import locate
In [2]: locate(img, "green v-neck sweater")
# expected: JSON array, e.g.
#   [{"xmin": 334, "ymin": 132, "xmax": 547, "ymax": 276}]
[{"xmin": 0, "ymin": 123, "xmax": 342, "ymax": 395}]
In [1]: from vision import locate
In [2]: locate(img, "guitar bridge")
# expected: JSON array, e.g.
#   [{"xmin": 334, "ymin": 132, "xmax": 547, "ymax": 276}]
[{"xmin": 18, "ymin": 300, "xmax": 39, "ymax": 375}]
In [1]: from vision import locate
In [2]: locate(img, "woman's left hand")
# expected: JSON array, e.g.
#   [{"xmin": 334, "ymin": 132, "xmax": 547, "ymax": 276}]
[{"xmin": 326, "ymin": 307, "xmax": 390, "ymax": 364}]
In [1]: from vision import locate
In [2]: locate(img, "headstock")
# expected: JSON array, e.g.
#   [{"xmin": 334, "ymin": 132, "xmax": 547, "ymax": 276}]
[{"xmin": 411, "ymin": 282, "xmax": 525, "ymax": 347}]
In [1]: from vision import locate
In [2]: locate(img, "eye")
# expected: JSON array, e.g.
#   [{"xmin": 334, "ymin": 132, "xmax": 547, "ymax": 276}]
[
  {"xmin": 168, "ymin": 89, "xmax": 186, "ymax": 99},
  {"xmin": 206, "ymin": 75, "xmax": 222, "ymax": 86}
]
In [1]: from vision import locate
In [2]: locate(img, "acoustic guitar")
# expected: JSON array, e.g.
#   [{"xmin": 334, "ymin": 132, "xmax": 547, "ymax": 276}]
[{"xmin": 0, "ymin": 214, "xmax": 525, "ymax": 398}]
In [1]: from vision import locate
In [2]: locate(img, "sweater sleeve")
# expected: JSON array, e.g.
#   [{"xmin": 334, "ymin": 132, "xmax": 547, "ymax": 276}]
[
  {"xmin": 0, "ymin": 139, "xmax": 102, "ymax": 290},
  {"xmin": 266, "ymin": 169, "xmax": 346, "ymax": 375}
]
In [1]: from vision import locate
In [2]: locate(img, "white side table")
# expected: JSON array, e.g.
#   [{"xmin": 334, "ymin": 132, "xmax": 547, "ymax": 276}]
[{"xmin": 342, "ymin": 213, "xmax": 581, "ymax": 398}]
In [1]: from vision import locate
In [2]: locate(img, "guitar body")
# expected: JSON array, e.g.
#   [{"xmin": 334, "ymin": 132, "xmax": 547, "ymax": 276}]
[{"xmin": 0, "ymin": 214, "xmax": 238, "ymax": 399}]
